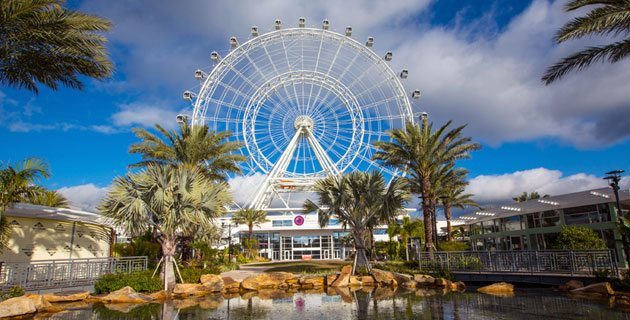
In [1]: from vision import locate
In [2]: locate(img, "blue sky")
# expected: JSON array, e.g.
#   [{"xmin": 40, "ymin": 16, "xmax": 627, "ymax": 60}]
[{"xmin": 1, "ymin": 0, "xmax": 629, "ymax": 211}]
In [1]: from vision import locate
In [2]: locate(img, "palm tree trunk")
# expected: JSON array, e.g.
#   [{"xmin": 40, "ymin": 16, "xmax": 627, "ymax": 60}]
[
  {"xmin": 420, "ymin": 189, "xmax": 434, "ymax": 253},
  {"xmin": 404, "ymin": 236, "xmax": 409, "ymax": 261},
  {"xmin": 160, "ymin": 234, "xmax": 177, "ymax": 291},
  {"xmin": 445, "ymin": 204, "xmax": 452, "ymax": 242},
  {"xmin": 352, "ymin": 228, "xmax": 371, "ymax": 274},
  {"xmin": 248, "ymin": 224, "xmax": 254, "ymax": 259}
]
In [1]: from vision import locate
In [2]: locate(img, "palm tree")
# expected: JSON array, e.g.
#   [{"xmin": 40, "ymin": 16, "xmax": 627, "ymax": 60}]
[
  {"xmin": 0, "ymin": 158, "xmax": 50, "ymax": 213},
  {"xmin": 26, "ymin": 188, "xmax": 69, "ymax": 208},
  {"xmin": 231, "ymin": 208, "xmax": 268, "ymax": 258},
  {"xmin": 399, "ymin": 217, "xmax": 424, "ymax": 261},
  {"xmin": 99, "ymin": 164, "xmax": 232, "ymax": 291},
  {"xmin": 374, "ymin": 117, "xmax": 480, "ymax": 252},
  {"xmin": 435, "ymin": 166, "xmax": 479, "ymax": 241},
  {"xmin": 542, "ymin": 0, "xmax": 630, "ymax": 84},
  {"xmin": 0, "ymin": 0, "xmax": 113, "ymax": 93},
  {"xmin": 303, "ymin": 171, "xmax": 409, "ymax": 274},
  {"xmin": 129, "ymin": 122, "xmax": 245, "ymax": 182},
  {"xmin": 513, "ymin": 191, "xmax": 549, "ymax": 203}
]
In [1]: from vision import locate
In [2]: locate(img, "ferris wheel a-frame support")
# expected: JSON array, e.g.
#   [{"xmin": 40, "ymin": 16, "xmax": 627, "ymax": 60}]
[{"xmin": 249, "ymin": 116, "xmax": 340, "ymax": 210}]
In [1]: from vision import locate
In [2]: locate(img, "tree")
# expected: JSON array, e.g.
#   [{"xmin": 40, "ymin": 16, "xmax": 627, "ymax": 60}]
[
  {"xmin": 26, "ymin": 187, "xmax": 69, "ymax": 207},
  {"xmin": 542, "ymin": 0, "xmax": 630, "ymax": 84},
  {"xmin": 129, "ymin": 122, "xmax": 245, "ymax": 182},
  {"xmin": 554, "ymin": 226, "xmax": 607, "ymax": 250},
  {"xmin": 438, "ymin": 167, "xmax": 479, "ymax": 241},
  {"xmin": 513, "ymin": 191, "xmax": 549, "ymax": 203},
  {"xmin": 399, "ymin": 217, "xmax": 424, "ymax": 261},
  {"xmin": 0, "ymin": 158, "xmax": 50, "ymax": 212},
  {"xmin": 303, "ymin": 171, "xmax": 409, "ymax": 274},
  {"xmin": 231, "ymin": 208, "xmax": 268, "ymax": 259},
  {"xmin": 0, "ymin": 0, "xmax": 113, "ymax": 93},
  {"xmin": 374, "ymin": 118, "xmax": 480, "ymax": 253},
  {"xmin": 99, "ymin": 164, "xmax": 232, "ymax": 291}
]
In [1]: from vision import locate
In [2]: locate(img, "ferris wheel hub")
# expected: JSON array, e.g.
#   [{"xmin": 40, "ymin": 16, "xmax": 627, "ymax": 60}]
[{"xmin": 294, "ymin": 115, "xmax": 314, "ymax": 131}]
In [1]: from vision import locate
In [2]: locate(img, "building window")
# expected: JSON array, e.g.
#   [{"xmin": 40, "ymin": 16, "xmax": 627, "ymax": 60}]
[
  {"xmin": 292, "ymin": 236, "xmax": 321, "ymax": 249},
  {"xmin": 564, "ymin": 205, "xmax": 599, "ymax": 225},
  {"xmin": 373, "ymin": 229, "xmax": 387, "ymax": 235},
  {"xmin": 526, "ymin": 211, "xmax": 560, "ymax": 228},
  {"xmin": 481, "ymin": 220, "xmax": 498, "ymax": 234},
  {"xmin": 501, "ymin": 216, "xmax": 522, "ymax": 232},
  {"xmin": 329, "ymin": 219, "xmax": 340, "ymax": 225},
  {"xmin": 272, "ymin": 220, "xmax": 293, "ymax": 227}
]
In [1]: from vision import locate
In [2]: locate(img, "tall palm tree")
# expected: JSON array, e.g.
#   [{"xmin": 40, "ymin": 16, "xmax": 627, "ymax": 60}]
[
  {"xmin": 374, "ymin": 117, "xmax": 480, "ymax": 252},
  {"xmin": 99, "ymin": 164, "xmax": 232, "ymax": 291},
  {"xmin": 0, "ymin": 0, "xmax": 113, "ymax": 93},
  {"xmin": 26, "ymin": 187, "xmax": 69, "ymax": 208},
  {"xmin": 303, "ymin": 171, "xmax": 409, "ymax": 274},
  {"xmin": 129, "ymin": 122, "xmax": 245, "ymax": 182},
  {"xmin": 542, "ymin": 0, "xmax": 630, "ymax": 84},
  {"xmin": 0, "ymin": 158, "xmax": 50, "ymax": 213},
  {"xmin": 231, "ymin": 208, "xmax": 268, "ymax": 258}
]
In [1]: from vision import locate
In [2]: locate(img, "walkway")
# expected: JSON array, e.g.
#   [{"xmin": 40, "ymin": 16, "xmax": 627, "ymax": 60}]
[{"xmin": 220, "ymin": 263, "xmax": 274, "ymax": 281}]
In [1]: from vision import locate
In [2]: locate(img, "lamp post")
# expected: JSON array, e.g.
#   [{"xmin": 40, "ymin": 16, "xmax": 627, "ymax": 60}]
[
  {"xmin": 222, "ymin": 222, "xmax": 238, "ymax": 263},
  {"xmin": 604, "ymin": 170, "xmax": 625, "ymax": 222}
]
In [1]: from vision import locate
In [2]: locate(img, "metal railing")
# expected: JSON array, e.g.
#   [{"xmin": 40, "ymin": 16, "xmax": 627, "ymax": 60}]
[
  {"xmin": 0, "ymin": 256, "xmax": 147, "ymax": 290},
  {"xmin": 417, "ymin": 250, "xmax": 618, "ymax": 276}
]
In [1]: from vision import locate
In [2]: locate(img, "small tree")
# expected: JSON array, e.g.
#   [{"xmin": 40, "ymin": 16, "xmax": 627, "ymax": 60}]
[
  {"xmin": 554, "ymin": 226, "xmax": 606, "ymax": 250},
  {"xmin": 231, "ymin": 208, "xmax": 268, "ymax": 259}
]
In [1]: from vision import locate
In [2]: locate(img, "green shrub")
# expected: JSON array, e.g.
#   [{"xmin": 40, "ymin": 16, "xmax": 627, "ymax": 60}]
[
  {"xmin": 438, "ymin": 241, "xmax": 470, "ymax": 252},
  {"xmin": 177, "ymin": 266, "xmax": 222, "ymax": 283},
  {"xmin": 94, "ymin": 271, "xmax": 162, "ymax": 294},
  {"xmin": 0, "ymin": 286, "xmax": 24, "ymax": 301},
  {"xmin": 554, "ymin": 226, "xmax": 607, "ymax": 250}
]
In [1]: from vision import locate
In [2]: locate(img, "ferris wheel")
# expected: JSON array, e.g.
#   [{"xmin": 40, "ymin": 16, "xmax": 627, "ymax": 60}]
[{"xmin": 182, "ymin": 18, "xmax": 419, "ymax": 211}]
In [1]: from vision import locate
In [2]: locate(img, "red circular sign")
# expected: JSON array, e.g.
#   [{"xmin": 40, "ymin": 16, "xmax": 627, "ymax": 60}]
[{"xmin": 294, "ymin": 215, "xmax": 305, "ymax": 226}]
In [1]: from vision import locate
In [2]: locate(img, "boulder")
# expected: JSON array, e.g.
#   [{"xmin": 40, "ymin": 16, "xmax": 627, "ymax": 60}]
[
  {"xmin": 413, "ymin": 274, "xmax": 435, "ymax": 286},
  {"xmin": 173, "ymin": 284, "xmax": 213, "ymax": 296},
  {"xmin": 148, "ymin": 291, "xmax": 169, "ymax": 301},
  {"xmin": 24, "ymin": 294, "xmax": 62, "ymax": 313},
  {"xmin": 451, "ymin": 281, "xmax": 466, "ymax": 291},
  {"xmin": 42, "ymin": 291, "xmax": 90, "ymax": 303},
  {"xmin": 241, "ymin": 272, "xmax": 296, "ymax": 290},
  {"xmin": 371, "ymin": 269, "xmax": 397, "ymax": 287},
  {"xmin": 348, "ymin": 276, "xmax": 362, "ymax": 287},
  {"xmin": 477, "ymin": 282, "xmax": 515, "ymax": 296},
  {"xmin": 0, "ymin": 296, "xmax": 37, "ymax": 318},
  {"xmin": 402, "ymin": 280, "xmax": 417, "ymax": 289},
  {"xmin": 360, "ymin": 275, "xmax": 376, "ymax": 286},
  {"xmin": 299, "ymin": 275, "xmax": 325, "ymax": 288},
  {"xmin": 392, "ymin": 272, "xmax": 413, "ymax": 286},
  {"xmin": 570, "ymin": 282, "xmax": 614, "ymax": 296},
  {"xmin": 326, "ymin": 274, "xmax": 339, "ymax": 286},
  {"xmin": 331, "ymin": 272, "xmax": 351, "ymax": 287},
  {"xmin": 434, "ymin": 278, "xmax": 451, "ymax": 288},
  {"xmin": 100, "ymin": 286, "xmax": 154, "ymax": 303},
  {"xmin": 340, "ymin": 265, "xmax": 353, "ymax": 274},
  {"xmin": 559, "ymin": 280, "xmax": 584, "ymax": 291},
  {"xmin": 222, "ymin": 277, "xmax": 241, "ymax": 293},
  {"xmin": 200, "ymin": 274, "xmax": 224, "ymax": 292}
]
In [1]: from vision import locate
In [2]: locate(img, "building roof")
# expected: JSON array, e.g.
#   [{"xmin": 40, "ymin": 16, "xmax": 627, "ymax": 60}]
[
  {"xmin": 4, "ymin": 203, "xmax": 114, "ymax": 227},
  {"xmin": 457, "ymin": 187, "xmax": 630, "ymax": 225}
]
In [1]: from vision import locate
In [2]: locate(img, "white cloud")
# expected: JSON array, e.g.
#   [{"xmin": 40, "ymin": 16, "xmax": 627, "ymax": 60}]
[
  {"xmin": 58, "ymin": 183, "xmax": 110, "ymax": 212},
  {"xmin": 228, "ymin": 172, "xmax": 267, "ymax": 207},
  {"xmin": 465, "ymin": 167, "xmax": 630, "ymax": 204},
  {"xmin": 110, "ymin": 102, "xmax": 181, "ymax": 130}
]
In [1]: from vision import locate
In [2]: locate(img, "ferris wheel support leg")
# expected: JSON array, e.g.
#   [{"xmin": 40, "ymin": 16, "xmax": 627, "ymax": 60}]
[{"xmin": 304, "ymin": 127, "xmax": 340, "ymax": 177}]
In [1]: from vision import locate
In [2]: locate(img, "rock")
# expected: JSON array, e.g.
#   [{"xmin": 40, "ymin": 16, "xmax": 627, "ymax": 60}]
[
  {"xmin": 326, "ymin": 274, "xmax": 339, "ymax": 286},
  {"xmin": 402, "ymin": 280, "xmax": 417, "ymax": 289},
  {"xmin": 200, "ymin": 274, "xmax": 224, "ymax": 292},
  {"xmin": 43, "ymin": 290, "xmax": 90, "ymax": 303},
  {"xmin": 615, "ymin": 295, "xmax": 630, "ymax": 308},
  {"xmin": 299, "ymin": 275, "xmax": 325, "ymax": 288},
  {"xmin": 392, "ymin": 272, "xmax": 413, "ymax": 286},
  {"xmin": 23, "ymin": 294, "xmax": 62, "ymax": 313},
  {"xmin": 331, "ymin": 272, "xmax": 351, "ymax": 287},
  {"xmin": 173, "ymin": 284, "xmax": 213, "ymax": 296},
  {"xmin": 360, "ymin": 275, "xmax": 376, "ymax": 286},
  {"xmin": 413, "ymin": 274, "xmax": 435, "ymax": 286},
  {"xmin": 148, "ymin": 290, "xmax": 169, "ymax": 301},
  {"xmin": 348, "ymin": 276, "xmax": 362, "ymax": 287},
  {"xmin": 559, "ymin": 280, "xmax": 584, "ymax": 291},
  {"xmin": 341, "ymin": 265, "xmax": 353, "ymax": 274},
  {"xmin": 371, "ymin": 269, "xmax": 397, "ymax": 287},
  {"xmin": 477, "ymin": 282, "xmax": 515, "ymax": 296},
  {"xmin": 100, "ymin": 286, "xmax": 154, "ymax": 303},
  {"xmin": 241, "ymin": 272, "xmax": 297, "ymax": 290},
  {"xmin": 434, "ymin": 278, "xmax": 451, "ymax": 287},
  {"xmin": 570, "ymin": 282, "xmax": 614, "ymax": 296},
  {"xmin": 452, "ymin": 281, "xmax": 466, "ymax": 291},
  {"xmin": 0, "ymin": 296, "xmax": 37, "ymax": 318}
]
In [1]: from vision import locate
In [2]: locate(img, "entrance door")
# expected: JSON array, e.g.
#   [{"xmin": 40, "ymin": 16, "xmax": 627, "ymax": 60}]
[
  {"xmin": 283, "ymin": 250, "xmax": 292, "ymax": 260},
  {"xmin": 322, "ymin": 250, "xmax": 330, "ymax": 260},
  {"xmin": 334, "ymin": 250, "xmax": 340, "ymax": 259},
  {"xmin": 273, "ymin": 251, "xmax": 280, "ymax": 261}
]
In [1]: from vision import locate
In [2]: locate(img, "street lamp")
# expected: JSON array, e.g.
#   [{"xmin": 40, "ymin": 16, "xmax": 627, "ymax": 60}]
[
  {"xmin": 222, "ymin": 221, "xmax": 238, "ymax": 263},
  {"xmin": 604, "ymin": 170, "xmax": 625, "ymax": 222}
]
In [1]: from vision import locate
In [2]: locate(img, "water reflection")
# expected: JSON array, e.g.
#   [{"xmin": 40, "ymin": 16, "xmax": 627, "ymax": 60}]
[{"xmin": 42, "ymin": 287, "xmax": 630, "ymax": 320}]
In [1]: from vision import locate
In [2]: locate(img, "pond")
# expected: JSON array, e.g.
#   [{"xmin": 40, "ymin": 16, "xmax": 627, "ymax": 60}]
[{"xmin": 37, "ymin": 287, "xmax": 629, "ymax": 320}]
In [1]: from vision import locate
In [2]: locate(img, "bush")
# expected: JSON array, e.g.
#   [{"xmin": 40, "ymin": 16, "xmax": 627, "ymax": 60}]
[
  {"xmin": 438, "ymin": 241, "xmax": 470, "ymax": 252},
  {"xmin": 178, "ymin": 266, "xmax": 221, "ymax": 283},
  {"xmin": 0, "ymin": 286, "xmax": 24, "ymax": 301},
  {"xmin": 94, "ymin": 271, "xmax": 162, "ymax": 294},
  {"xmin": 554, "ymin": 226, "xmax": 607, "ymax": 250}
]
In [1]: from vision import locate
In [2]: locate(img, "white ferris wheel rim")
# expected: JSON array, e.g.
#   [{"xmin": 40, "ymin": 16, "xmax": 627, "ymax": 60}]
[{"xmin": 189, "ymin": 25, "xmax": 414, "ymax": 179}]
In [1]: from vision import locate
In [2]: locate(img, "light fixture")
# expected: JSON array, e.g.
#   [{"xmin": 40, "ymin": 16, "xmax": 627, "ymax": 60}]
[
  {"xmin": 176, "ymin": 114, "xmax": 187, "ymax": 124},
  {"xmin": 251, "ymin": 26, "xmax": 259, "ymax": 37},
  {"xmin": 384, "ymin": 51, "xmax": 393, "ymax": 61},
  {"xmin": 322, "ymin": 19, "xmax": 330, "ymax": 30},
  {"xmin": 275, "ymin": 19, "xmax": 282, "ymax": 30},
  {"xmin": 194, "ymin": 69, "xmax": 206, "ymax": 80},
  {"xmin": 400, "ymin": 69, "xmax": 408, "ymax": 79},
  {"xmin": 345, "ymin": 26, "xmax": 352, "ymax": 37},
  {"xmin": 210, "ymin": 51, "xmax": 220, "ymax": 62},
  {"xmin": 475, "ymin": 212, "xmax": 496, "ymax": 216},
  {"xmin": 420, "ymin": 112, "xmax": 428, "ymax": 120},
  {"xmin": 460, "ymin": 216, "xmax": 477, "ymax": 220},
  {"xmin": 366, "ymin": 37, "xmax": 374, "ymax": 47},
  {"xmin": 411, "ymin": 90, "xmax": 421, "ymax": 99},
  {"xmin": 182, "ymin": 91, "xmax": 194, "ymax": 101},
  {"xmin": 537, "ymin": 199, "xmax": 559, "ymax": 206},
  {"xmin": 298, "ymin": 17, "xmax": 305, "ymax": 28},
  {"xmin": 590, "ymin": 191, "xmax": 610, "ymax": 199},
  {"xmin": 230, "ymin": 37, "xmax": 238, "ymax": 49},
  {"xmin": 500, "ymin": 206, "xmax": 521, "ymax": 212}
]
